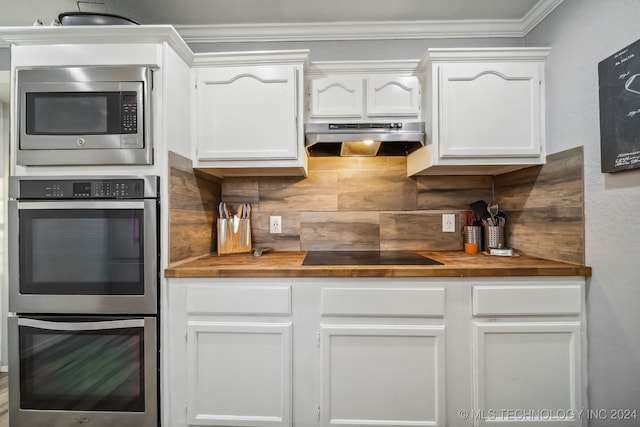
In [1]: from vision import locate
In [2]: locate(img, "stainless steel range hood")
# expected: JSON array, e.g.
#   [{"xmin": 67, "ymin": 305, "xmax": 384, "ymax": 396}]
[{"xmin": 305, "ymin": 122, "xmax": 425, "ymax": 157}]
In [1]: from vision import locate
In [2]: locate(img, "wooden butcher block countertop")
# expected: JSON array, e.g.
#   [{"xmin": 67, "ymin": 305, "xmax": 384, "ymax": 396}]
[{"xmin": 165, "ymin": 251, "xmax": 592, "ymax": 278}]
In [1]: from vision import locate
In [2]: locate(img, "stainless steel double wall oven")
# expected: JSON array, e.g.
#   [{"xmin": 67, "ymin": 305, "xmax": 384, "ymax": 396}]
[{"xmin": 8, "ymin": 175, "xmax": 160, "ymax": 427}]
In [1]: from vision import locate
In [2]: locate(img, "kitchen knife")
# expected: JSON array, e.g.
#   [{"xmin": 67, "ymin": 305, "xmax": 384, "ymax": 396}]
[
  {"xmin": 218, "ymin": 202, "xmax": 226, "ymax": 247},
  {"xmin": 245, "ymin": 203, "xmax": 251, "ymax": 247}
]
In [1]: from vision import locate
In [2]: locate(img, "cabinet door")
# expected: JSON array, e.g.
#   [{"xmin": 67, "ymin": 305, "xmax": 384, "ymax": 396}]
[
  {"xmin": 186, "ymin": 321, "xmax": 292, "ymax": 426},
  {"xmin": 473, "ymin": 322, "xmax": 583, "ymax": 427},
  {"xmin": 366, "ymin": 75, "xmax": 420, "ymax": 117},
  {"xmin": 309, "ymin": 77, "xmax": 364, "ymax": 118},
  {"xmin": 196, "ymin": 66, "xmax": 298, "ymax": 161},
  {"xmin": 438, "ymin": 62, "xmax": 542, "ymax": 158},
  {"xmin": 320, "ymin": 324, "xmax": 445, "ymax": 427}
]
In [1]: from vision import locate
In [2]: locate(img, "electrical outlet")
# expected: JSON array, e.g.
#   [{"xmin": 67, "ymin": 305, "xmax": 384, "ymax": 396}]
[
  {"xmin": 442, "ymin": 214, "xmax": 456, "ymax": 233},
  {"xmin": 269, "ymin": 216, "xmax": 282, "ymax": 234}
]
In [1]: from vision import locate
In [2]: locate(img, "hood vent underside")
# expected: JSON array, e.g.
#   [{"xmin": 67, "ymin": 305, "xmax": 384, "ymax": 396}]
[{"xmin": 305, "ymin": 122, "xmax": 425, "ymax": 157}]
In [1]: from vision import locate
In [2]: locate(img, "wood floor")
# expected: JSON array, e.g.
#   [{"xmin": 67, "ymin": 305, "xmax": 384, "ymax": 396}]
[{"xmin": 0, "ymin": 373, "xmax": 7, "ymax": 427}]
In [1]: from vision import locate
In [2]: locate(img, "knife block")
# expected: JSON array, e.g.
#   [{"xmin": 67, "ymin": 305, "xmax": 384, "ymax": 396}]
[{"xmin": 217, "ymin": 218, "xmax": 251, "ymax": 255}]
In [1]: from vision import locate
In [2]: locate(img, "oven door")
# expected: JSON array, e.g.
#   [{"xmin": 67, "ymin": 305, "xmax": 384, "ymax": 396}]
[
  {"xmin": 9, "ymin": 200, "xmax": 158, "ymax": 314},
  {"xmin": 8, "ymin": 315, "xmax": 158, "ymax": 427}
]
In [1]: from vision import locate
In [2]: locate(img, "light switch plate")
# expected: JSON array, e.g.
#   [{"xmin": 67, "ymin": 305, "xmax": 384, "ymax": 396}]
[{"xmin": 442, "ymin": 214, "xmax": 456, "ymax": 233}]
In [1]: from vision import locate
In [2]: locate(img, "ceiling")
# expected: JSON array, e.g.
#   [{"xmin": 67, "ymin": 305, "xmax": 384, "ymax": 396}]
[
  {"xmin": 109, "ymin": 0, "xmax": 542, "ymax": 25},
  {"xmin": 0, "ymin": 0, "xmax": 564, "ymax": 43}
]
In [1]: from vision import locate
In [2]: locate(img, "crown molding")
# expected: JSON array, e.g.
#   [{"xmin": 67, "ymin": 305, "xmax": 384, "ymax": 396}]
[
  {"xmin": 0, "ymin": 25, "xmax": 192, "ymax": 63},
  {"xmin": 421, "ymin": 47, "xmax": 551, "ymax": 65},
  {"xmin": 192, "ymin": 49, "xmax": 310, "ymax": 67},
  {"xmin": 177, "ymin": 20, "xmax": 523, "ymax": 44},
  {"xmin": 0, "ymin": 0, "xmax": 564, "ymax": 48},
  {"xmin": 521, "ymin": 0, "xmax": 565, "ymax": 35},
  {"xmin": 306, "ymin": 60, "xmax": 421, "ymax": 76},
  {"xmin": 176, "ymin": 0, "xmax": 564, "ymax": 44}
]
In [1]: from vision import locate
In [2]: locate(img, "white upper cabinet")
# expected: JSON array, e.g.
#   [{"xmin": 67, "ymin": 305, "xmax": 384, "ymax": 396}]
[
  {"xmin": 192, "ymin": 50, "xmax": 309, "ymax": 177},
  {"xmin": 408, "ymin": 48, "xmax": 550, "ymax": 176},
  {"xmin": 366, "ymin": 75, "xmax": 421, "ymax": 117},
  {"xmin": 196, "ymin": 65, "xmax": 297, "ymax": 160},
  {"xmin": 309, "ymin": 76, "xmax": 364, "ymax": 118},
  {"xmin": 306, "ymin": 61, "xmax": 421, "ymax": 121},
  {"xmin": 438, "ymin": 62, "xmax": 541, "ymax": 157}
]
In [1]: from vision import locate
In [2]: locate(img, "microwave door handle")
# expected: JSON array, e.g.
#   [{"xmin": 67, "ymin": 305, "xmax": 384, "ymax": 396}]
[{"xmin": 18, "ymin": 318, "xmax": 145, "ymax": 331}]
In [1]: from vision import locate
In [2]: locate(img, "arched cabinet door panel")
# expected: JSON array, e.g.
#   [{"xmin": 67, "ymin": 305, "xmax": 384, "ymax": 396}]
[
  {"xmin": 308, "ymin": 74, "xmax": 420, "ymax": 119},
  {"xmin": 196, "ymin": 65, "xmax": 299, "ymax": 161},
  {"xmin": 438, "ymin": 62, "xmax": 542, "ymax": 158},
  {"xmin": 366, "ymin": 75, "xmax": 420, "ymax": 117},
  {"xmin": 309, "ymin": 77, "xmax": 364, "ymax": 118}
]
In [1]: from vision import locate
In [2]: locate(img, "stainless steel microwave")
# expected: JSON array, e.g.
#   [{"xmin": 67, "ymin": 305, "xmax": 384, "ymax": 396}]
[{"xmin": 17, "ymin": 66, "xmax": 153, "ymax": 166}]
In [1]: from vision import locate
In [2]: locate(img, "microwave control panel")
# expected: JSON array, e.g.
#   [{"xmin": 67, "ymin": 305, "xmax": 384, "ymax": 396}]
[
  {"xmin": 18, "ymin": 179, "xmax": 147, "ymax": 199},
  {"xmin": 121, "ymin": 92, "xmax": 138, "ymax": 134}
]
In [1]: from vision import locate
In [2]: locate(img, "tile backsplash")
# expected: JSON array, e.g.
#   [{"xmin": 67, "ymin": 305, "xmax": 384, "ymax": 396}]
[
  {"xmin": 168, "ymin": 152, "xmax": 221, "ymax": 264},
  {"xmin": 169, "ymin": 147, "xmax": 585, "ymax": 265},
  {"xmin": 494, "ymin": 146, "xmax": 585, "ymax": 265},
  {"xmin": 221, "ymin": 157, "xmax": 493, "ymax": 252}
]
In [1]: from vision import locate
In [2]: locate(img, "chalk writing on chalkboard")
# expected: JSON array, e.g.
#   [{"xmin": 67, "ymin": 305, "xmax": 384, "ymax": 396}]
[{"xmin": 598, "ymin": 38, "xmax": 640, "ymax": 173}]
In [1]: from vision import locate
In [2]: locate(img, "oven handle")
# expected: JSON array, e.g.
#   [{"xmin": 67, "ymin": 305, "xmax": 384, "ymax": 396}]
[
  {"xmin": 15, "ymin": 201, "xmax": 146, "ymax": 210},
  {"xmin": 18, "ymin": 317, "xmax": 145, "ymax": 331}
]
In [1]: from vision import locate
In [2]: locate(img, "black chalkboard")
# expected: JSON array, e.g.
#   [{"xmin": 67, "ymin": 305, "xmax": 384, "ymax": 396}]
[{"xmin": 598, "ymin": 37, "xmax": 640, "ymax": 173}]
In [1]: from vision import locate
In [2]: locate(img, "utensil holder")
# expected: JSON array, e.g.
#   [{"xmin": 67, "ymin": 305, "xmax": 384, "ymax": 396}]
[
  {"xmin": 464, "ymin": 225, "xmax": 482, "ymax": 253},
  {"xmin": 464, "ymin": 226, "xmax": 482, "ymax": 245},
  {"xmin": 217, "ymin": 218, "xmax": 251, "ymax": 255},
  {"xmin": 484, "ymin": 225, "xmax": 505, "ymax": 251}
]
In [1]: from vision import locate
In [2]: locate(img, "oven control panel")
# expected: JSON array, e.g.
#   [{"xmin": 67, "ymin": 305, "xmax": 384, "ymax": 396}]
[{"xmin": 16, "ymin": 178, "xmax": 154, "ymax": 199}]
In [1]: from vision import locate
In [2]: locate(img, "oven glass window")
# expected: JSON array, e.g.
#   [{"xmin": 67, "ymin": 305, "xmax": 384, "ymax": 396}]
[
  {"xmin": 19, "ymin": 209, "xmax": 145, "ymax": 295},
  {"xmin": 19, "ymin": 321, "xmax": 145, "ymax": 411}
]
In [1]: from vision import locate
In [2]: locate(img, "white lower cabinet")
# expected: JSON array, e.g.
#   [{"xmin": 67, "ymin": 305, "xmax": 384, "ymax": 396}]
[
  {"xmin": 318, "ymin": 286, "xmax": 446, "ymax": 427},
  {"xmin": 186, "ymin": 321, "xmax": 292, "ymax": 426},
  {"xmin": 472, "ymin": 322, "xmax": 583, "ymax": 427},
  {"xmin": 165, "ymin": 278, "xmax": 586, "ymax": 427},
  {"xmin": 320, "ymin": 324, "xmax": 445, "ymax": 427},
  {"xmin": 166, "ymin": 282, "xmax": 294, "ymax": 427},
  {"xmin": 471, "ymin": 283, "xmax": 586, "ymax": 427}
]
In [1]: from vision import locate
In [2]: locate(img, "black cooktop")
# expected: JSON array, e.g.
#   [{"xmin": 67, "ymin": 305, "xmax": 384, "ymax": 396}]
[{"xmin": 302, "ymin": 250, "xmax": 443, "ymax": 266}]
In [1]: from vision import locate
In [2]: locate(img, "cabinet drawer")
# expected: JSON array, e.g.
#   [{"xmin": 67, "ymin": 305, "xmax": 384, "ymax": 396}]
[
  {"xmin": 473, "ymin": 284, "xmax": 582, "ymax": 316},
  {"xmin": 321, "ymin": 287, "xmax": 445, "ymax": 317},
  {"xmin": 186, "ymin": 285, "xmax": 291, "ymax": 315}
]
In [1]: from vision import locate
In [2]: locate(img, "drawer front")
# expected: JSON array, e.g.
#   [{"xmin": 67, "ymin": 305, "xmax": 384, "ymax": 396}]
[
  {"xmin": 186, "ymin": 285, "xmax": 291, "ymax": 316},
  {"xmin": 321, "ymin": 287, "xmax": 445, "ymax": 317},
  {"xmin": 473, "ymin": 284, "xmax": 582, "ymax": 316}
]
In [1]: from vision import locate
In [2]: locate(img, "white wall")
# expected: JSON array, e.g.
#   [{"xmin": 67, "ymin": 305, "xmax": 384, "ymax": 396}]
[
  {"xmin": 525, "ymin": 0, "xmax": 640, "ymax": 422},
  {"xmin": 0, "ymin": 0, "xmax": 79, "ymax": 26},
  {"xmin": 0, "ymin": 49, "xmax": 9, "ymax": 70},
  {"xmin": 190, "ymin": 37, "xmax": 523, "ymax": 61},
  {"xmin": 0, "ymin": 102, "xmax": 7, "ymax": 368}
]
